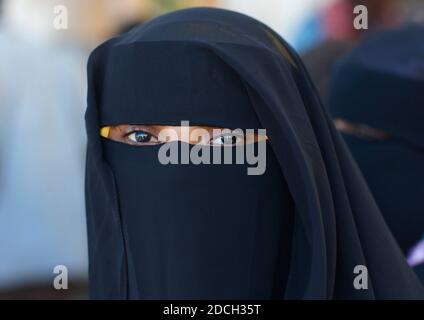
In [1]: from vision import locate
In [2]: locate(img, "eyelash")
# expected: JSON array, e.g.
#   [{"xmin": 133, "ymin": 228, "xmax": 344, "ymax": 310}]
[
  {"xmin": 125, "ymin": 127, "xmax": 154, "ymax": 136},
  {"xmin": 121, "ymin": 129, "xmax": 253, "ymax": 146},
  {"xmin": 209, "ymin": 132, "xmax": 245, "ymax": 145},
  {"xmin": 125, "ymin": 129, "xmax": 159, "ymax": 145}
]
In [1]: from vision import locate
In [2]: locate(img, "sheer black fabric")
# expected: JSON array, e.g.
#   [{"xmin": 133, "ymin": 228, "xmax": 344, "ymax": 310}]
[{"xmin": 85, "ymin": 8, "xmax": 424, "ymax": 299}]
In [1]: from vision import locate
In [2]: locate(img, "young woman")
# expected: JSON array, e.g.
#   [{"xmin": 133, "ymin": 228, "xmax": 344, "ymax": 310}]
[
  {"xmin": 328, "ymin": 24, "xmax": 424, "ymax": 255},
  {"xmin": 85, "ymin": 8, "xmax": 424, "ymax": 299}
]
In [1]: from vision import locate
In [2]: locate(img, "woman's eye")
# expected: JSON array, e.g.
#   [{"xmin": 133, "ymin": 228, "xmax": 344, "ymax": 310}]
[
  {"xmin": 210, "ymin": 134, "xmax": 243, "ymax": 146},
  {"xmin": 127, "ymin": 131, "xmax": 159, "ymax": 145}
]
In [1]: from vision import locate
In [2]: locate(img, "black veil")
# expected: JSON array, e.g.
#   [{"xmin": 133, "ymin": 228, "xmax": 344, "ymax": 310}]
[{"xmin": 85, "ymin": 8, "xmax": 424, "ymax": 299}]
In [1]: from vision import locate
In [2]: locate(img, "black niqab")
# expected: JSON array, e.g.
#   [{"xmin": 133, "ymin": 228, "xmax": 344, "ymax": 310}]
[
  {"xmin": 85, "ymin": 8, "xmax": 424, "ymax": 299},
  {"xmin": 328, "ymin": 24, "xmax": 424, "ymax": 254}
]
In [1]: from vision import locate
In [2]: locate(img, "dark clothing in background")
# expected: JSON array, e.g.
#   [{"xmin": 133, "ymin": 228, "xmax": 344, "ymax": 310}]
[
  {"xmin": 85, "ymin": 8, "xmax": 424, "ymax": 299},
  {"xmin": 302, "ymin": 40, "xmax": 353, "ymax": 102},
  {"xmin": 415, "ymin": 264, "xmax": 424, "ymax": 284},
  {"xmin": 328, "ymin": 24, "xmax": 424, "ymax": 254}
]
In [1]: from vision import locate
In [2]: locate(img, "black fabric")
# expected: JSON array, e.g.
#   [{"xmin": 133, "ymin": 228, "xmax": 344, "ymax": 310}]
[
  {"xmin": 328, "ymin": 24, "xmax": 424, "ymax": 254},
  {"xmin": 302, "ymin": 40, "xmax": 354, "ymax": 102},
  {"xmin": 103, "ymin": 140, "xmax": 293, "ymax": 299},
  {"xmin": 328, "ymin": 25, "xmax": 424, "ymax": 149},
  {"xmin": 85, "ymin": 8, "xmax": 424, "ymax": 299},
  {"xmin": 415, "ymin": 264, "xmax": 424, "ymax": 285}
]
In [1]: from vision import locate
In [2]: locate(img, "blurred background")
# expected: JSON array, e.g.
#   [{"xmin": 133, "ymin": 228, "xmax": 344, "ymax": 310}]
[{"xmin": 0, "ymin": 0, "xmax": 422, "ymax": 299}]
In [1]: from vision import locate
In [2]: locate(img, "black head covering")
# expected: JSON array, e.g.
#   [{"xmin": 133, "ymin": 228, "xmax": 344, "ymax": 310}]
[
  {"xmin": 85, "ymin": 8, "xmax": 424, "ymax": 299},
  {"xmin": 302, "ymin": 40, "xmax": 354, "ymax": 101},
  {"xmin": 328, "ymin": 24, "xmax": 424, "ymax": 254}
]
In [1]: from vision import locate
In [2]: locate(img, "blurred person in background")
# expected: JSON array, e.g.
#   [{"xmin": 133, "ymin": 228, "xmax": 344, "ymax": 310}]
[
  {"xmin": 0, "ymin": 0, "xmax": 161, "ymax": 299},
  {"xmin": 300, "ymin": 0, "xmax": 424, "ymax": 101},
  {"xmin": 328, "ymin": 25, "xmax": 424, "ymax": 281}
]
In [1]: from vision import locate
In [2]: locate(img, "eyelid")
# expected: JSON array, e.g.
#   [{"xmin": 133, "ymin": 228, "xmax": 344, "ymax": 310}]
[
  {"xmin": 100, "ymin": 125, "xmax": 269, "ymax": 146},
  {"xmin": 211, "ymin": 131, "xmax": 244, "ymax": 139},
  {"xmin": 212, "ymin": 133, "xmax": 242, "ymax": 142},
  {"xmin": 124, "ymin": 126, "xmax": 158, "ymax": 138},
  {"xmin": 209, "ymin": 131, "xmax": 245, "ymax": 146},
  {"xmin": 209, "ymin": 131, "xmax": 266, "ymax": 140},
  {"xmin": 127, "ymin": 131, "xmax": 160, "ymax": 144}
]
